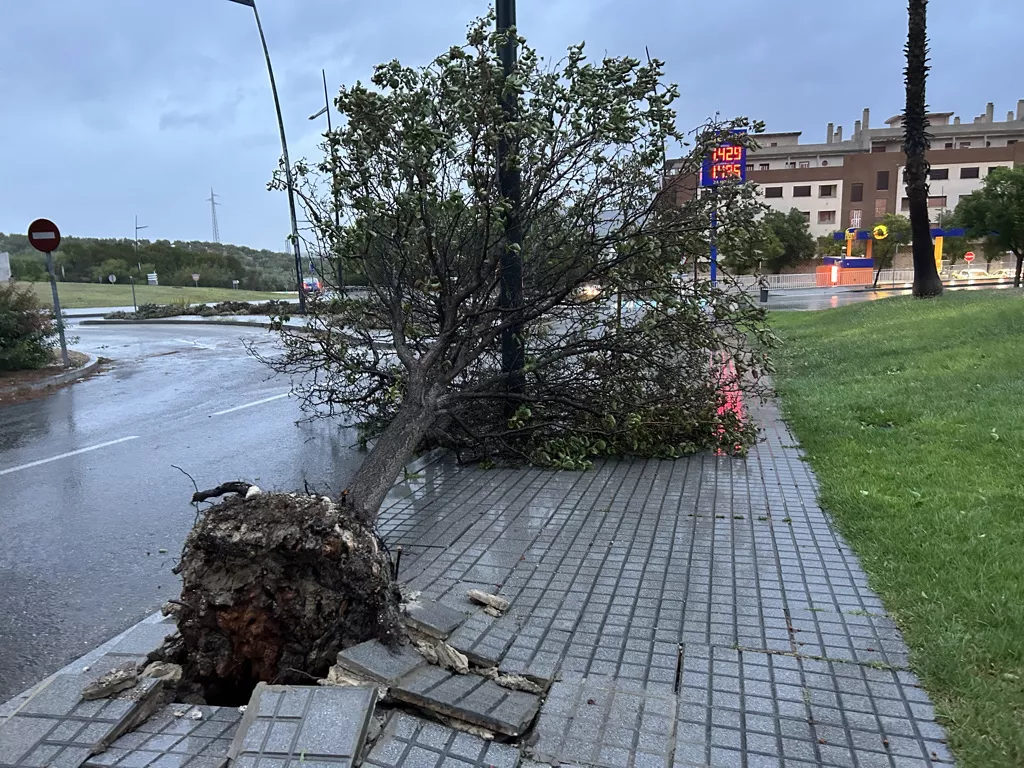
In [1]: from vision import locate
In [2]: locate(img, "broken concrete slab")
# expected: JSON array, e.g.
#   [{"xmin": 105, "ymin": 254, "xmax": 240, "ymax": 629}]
[
  {"xmin": 81, "ymin": 664, "xmax": 138, "ymax": 701},
  {"xmin": 335, "ymin": 640, "xmax": 426, "ymax": 686},
  {"xmin": 364, "ymin": 711, "xmax": 520, "ymax": 768},
  {"xmin": 0, "ymin": 675, "xmax": 162, "ymax": 767},
  {"xmin": 467, "ymin": 589, "xmax": 510, "ymax": 615},
  {"xmin": 447, "ymin": 613, "xmax": 517, "ymax": 668},
  {"xmin": 82, "ymin": 704, "xmax": 240, "ymax": 768},
  {"xmin": 403, "ymin": 599, "xmax": 468, "ymax": 640},
  {"xmin": 391, "ymin": 666, "xmax": 540, "ymax": 738},
  {"xmin": 228, "ymin": 683, "xmax": 377, "ymax": 767}
]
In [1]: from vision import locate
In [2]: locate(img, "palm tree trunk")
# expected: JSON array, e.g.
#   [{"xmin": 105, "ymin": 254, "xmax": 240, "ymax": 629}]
[{"xmin": 903, "ymin": 0, "xmax": 943, "ymax": 297}]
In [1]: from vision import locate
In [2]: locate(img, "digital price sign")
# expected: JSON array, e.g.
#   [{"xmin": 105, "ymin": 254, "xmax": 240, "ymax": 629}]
[{"xmin": 701, "ymin": 137, "xmax": 747, "ymax": 187}]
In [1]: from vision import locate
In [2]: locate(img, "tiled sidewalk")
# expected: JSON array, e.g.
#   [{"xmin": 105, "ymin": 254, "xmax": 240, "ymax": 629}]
[{"xmin": 379, "ymin": 400, "xmax": 952, "ymax": 767}]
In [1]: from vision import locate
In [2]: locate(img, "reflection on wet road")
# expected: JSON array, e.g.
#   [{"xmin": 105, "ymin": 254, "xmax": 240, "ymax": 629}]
[{"xmin": 0, "ymin": 323, "xmax": 366, "ymax": 701}]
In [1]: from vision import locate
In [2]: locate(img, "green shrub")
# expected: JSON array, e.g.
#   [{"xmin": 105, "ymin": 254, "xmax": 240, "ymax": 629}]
[{"xmin": 0, "ymin": 282, "xmax": 58, "ymax": 371}]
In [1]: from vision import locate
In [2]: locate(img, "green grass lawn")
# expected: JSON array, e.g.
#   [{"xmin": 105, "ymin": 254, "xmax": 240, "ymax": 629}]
[
  {"xmin": 771, "ymin": 290, "xmax": 1024, "ymax": 766},
  {"xmin": 19, "ymin": 281, "xmax": 296, "ymax": 309}
]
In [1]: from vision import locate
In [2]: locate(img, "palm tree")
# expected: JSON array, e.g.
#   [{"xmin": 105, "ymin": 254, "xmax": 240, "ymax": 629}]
[{"xmin": 904, "ymin": 0, "xmax": 942, "ymax": 296}]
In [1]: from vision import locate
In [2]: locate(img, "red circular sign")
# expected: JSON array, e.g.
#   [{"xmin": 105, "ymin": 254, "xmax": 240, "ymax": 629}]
[
  {"xmin": 964, "ymin": 252, "xmax": 976, "ymax": 263},
  {"xmin": 27, "ymin": 218, "xmax": 61, "ymax": 253}
]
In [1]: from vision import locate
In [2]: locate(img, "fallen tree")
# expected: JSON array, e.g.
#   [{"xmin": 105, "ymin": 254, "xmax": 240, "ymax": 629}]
[{"xmin": 166, "ymin": 14, "xmax": 773, "ymax": 699}]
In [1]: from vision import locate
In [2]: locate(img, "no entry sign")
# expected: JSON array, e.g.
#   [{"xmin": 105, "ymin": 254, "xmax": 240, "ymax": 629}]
[
  {"xmin": 28, "ymin": 218, "xmax": 61, "ymax": 253},
  {"xmin": 964, "ymin": 251, "xmax": 976, "ymax": 263}
]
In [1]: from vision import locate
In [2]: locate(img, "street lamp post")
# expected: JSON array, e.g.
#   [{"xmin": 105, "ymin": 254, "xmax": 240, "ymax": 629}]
[
  {"xmin": 496, "ymin": 0, "xmax": 524, "ymax": 405},
  {"xmin": 227, "ymin": 0, "xmax": 306, "ymax": 313},
  {"xmin": 134, "ymin": 215, "xmax": 148, "ymax": 276},
  {"xmin": 309, "ymin": 69, "xmax": 344, "ymax": 292}
]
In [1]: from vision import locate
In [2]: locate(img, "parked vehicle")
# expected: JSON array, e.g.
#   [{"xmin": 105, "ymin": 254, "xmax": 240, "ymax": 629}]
[{"xmin": 302, "ymin": 277, "xmax": 323, "ymax": 294}]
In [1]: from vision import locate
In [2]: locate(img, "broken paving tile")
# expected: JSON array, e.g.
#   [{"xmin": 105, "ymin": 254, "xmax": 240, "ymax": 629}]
[
  {"xmin": 391, "ymin": 666, "xmax": 540, "ymax": 737},
  {"xmin": 82, "ymin": 704, "xmax": 240, "ymax": 767},
  {"xmin": 531, "ymin": 676, "xmax": 677, "ymax": 768},
  {"xmin": 228, "ymin": 683, "xmax": 377, "ymax": 767},
  {"xmin": 335, "ymin": 640, "xmax": 426, "ymax": 685},
  {"xmin": 403, "ymin": 599, "xmax": 468, "ymax": 639},
  {"xmin": 0, "ymin": 676, "xmax": 162, "ymax": 767},
  {"xmin": 364, "ymin": 711, "xmax": 520, "ymax": 768},
  {"xmin": 447, "ymin": 612, "xmax": 517, "ymax": 668}
]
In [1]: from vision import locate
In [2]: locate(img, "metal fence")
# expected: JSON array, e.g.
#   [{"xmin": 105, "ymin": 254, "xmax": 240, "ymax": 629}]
[{"xmin": 728, "ymin": 261, "xmax": 1015, "ymax": 292}]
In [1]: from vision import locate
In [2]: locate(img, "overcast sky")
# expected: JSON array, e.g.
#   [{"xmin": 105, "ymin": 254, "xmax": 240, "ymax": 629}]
[{"xmin": 2, "ymin": 0, "xmax": 1021, "ymax": 252}]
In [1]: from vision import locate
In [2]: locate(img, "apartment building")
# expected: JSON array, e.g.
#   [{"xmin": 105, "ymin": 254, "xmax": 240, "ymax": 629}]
[{"xmin": 666, "ymin": 100, "xmax": 1024, "ymax": 237}]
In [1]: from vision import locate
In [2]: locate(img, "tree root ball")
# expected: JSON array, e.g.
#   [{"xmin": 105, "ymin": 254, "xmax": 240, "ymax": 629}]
[{"xmin": 170, "ymin": 492, "xmax": 403, "ymax": 703}]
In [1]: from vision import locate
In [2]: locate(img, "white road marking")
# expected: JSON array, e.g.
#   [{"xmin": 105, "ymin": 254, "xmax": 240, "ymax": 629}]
[
  {"xmin": 211, "ymin": 392, "xmax": 289, "ymax": 417},
  {"xmin": 0, "ymin": 436, "xmax": 140, "ymax": 477}
]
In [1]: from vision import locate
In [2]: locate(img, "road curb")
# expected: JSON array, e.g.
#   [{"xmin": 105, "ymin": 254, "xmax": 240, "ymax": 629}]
[
  {"xmin": 79, "ymin": 318, "xmax": 286, "ymax": 330},
  {"xmin": 3, "ymin": 352, "xmax": 101, "ymax": 395}
]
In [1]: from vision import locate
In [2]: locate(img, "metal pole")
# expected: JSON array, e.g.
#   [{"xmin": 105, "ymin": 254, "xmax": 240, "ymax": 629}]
[
  {"xmin": 130, "ymin": 276, "xmax": 137, "ymax": 313},
  {"xmin": 250, "ymin": 1, "xmax": 306, "ymax": 313},
  {"xmin": 709, "ymin": 191, "xmax": 718, "ymax": 287},
  {"xmin": 496, "ymin": 0, "xmax": 524, "ymax": 404},
  {"xmin": 45, "ymin": 252, "xmax": 70, "ymax": 367},
  {"xmin": 322, "ymin": 68, "xmax": 344, "ymax": 292}
]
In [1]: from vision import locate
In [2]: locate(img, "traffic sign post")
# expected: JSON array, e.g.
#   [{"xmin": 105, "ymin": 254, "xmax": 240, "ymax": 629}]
[
  {"xmin": 27, "ymin": 219, "xmax": 69, "ymax": 368},
  {"xmin": 192, "ymin": 273, "xmax": 200, "ymax": 287},
  {"xmin": 964, "ymin": 252, "xmax": 976, "ymax": 264}
]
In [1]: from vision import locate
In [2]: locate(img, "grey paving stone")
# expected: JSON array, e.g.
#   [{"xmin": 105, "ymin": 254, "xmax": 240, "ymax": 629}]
[
  {"xmin": 0, "ymin": 676, "xmax": 162, "ymax": 768},
  {"xmin": 335, "ymin": 640, "xmax": 426, "ymax": 685},
  {"xmin": 82, "ymin": 704, "xmax": 240, "ymax": 768},
  {"xmin": 107, "ymin": 624, "xmax": 178, "ymax": 658},
  {"xmin": 363, "ymin": 712, "xmax": 520, "ymax": 767},
  {"xmin": 391, "ymin": 667, "xmax": 539, "ymax": 737},
  {"xmin": 532, "ymin": 676, "xmax": 677, "ymax": 768},
  {"xmin": 228, "ymin": 684, "xmax": 376, "ymax": 767},
  {"xmin": 403, "ymin": 599, "xmax": 469, "ymax": 640}
]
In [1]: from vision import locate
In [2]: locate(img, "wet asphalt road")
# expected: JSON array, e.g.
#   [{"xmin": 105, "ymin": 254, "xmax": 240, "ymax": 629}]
[{"xmin": 0, "ymin": 323, "xmax": 366, "ymax": 701}]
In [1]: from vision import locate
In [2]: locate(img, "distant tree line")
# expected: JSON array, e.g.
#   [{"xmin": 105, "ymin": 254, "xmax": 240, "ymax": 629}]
[{"xmin": 0, "ymin": 232, "xmax": 369, "ymax": 290}]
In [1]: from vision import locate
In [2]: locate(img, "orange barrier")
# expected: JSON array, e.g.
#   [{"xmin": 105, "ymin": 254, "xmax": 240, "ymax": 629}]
[{"xmin": 815, "ymin": 266, "xmax": 875, "ymax": 287}]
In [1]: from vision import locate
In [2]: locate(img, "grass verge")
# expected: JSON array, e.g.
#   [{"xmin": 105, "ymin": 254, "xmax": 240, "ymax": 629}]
[
  {"xmin": 18, "ymin": 281, "xmax": 295, "ymax": 309},
  {"xmin": 771, "ymin": 290, "xmax": 1024, "ymax": 766}
]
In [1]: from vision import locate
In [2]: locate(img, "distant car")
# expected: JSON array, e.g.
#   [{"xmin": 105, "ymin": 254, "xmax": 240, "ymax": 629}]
[
  {"xmin": 952, "ymin": 269, "xmax": 990, "ymax": 280},
  {"xmin": 302, "ymin": 277, "xmax": 323, "ymax": 294},
  {"xmin": 992, "ymin": 268, "xmax": 1015, "ymax": 279}
]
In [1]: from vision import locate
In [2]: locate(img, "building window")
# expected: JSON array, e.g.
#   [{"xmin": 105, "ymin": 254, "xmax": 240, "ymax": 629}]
[
  {"xmin": 800, "ymin": 211, "xmax": 810, "ymax": 223},
  {"xmin": 872, "ymin": 143, "xmax": 886, "ymax": 153},
  {"xmin": 876, "ymin": 170, "xmax": 890, "ymax": 190},
  {"xmin": 785, "ymin": 162, "xmax": 797, "ymax": 169},
  {"xmin": 822, "ymin": 160, "xmax": 829, "ymax": 166},
  {"xmin": 759, "ymin": 163, "xmax": 769, "ymax": 171},
  {"xmin": 988, "ymin": 166, "xmax": 1003, "ymax": 176},
  {"xmin": 819, "ymin": 184, "xmax": 837, "ymax": 198},
  {"xmin": 944, "ymin": 142, "xmax": 954, "ymax": 149},
  {"xmin": 793, "ymin": 185, "xmax": 812, "ymax": 197},
  {"xmin": 928, "ymin": 196, "xmax": 947, "ymax": 208},
  {"xmin": 850, "ymin": 209, "xmax": 862, "ymax": 228},
  {"xmin": 765, "ymin": 187, "xmax": 783, "ymax": 198},
  {"xmin": 1009, "ymin": 140, "xmax": 1018, "ymax": 145},
  {"xmin": 851, "ymin": 183, "xmax": 864, "ymax": 202},
  {"xmin": 875, "ymin": 198, "xmax": 887, "ymax": 218},
  {"xmin": 930, "ymin": 168, "xmax": 949, "ymax": 180},
  {"xmin": 960, "ymin": 142, "xmax": 971, "ymax": 148},
  {"xmin": 746, "ymin": 163, "xmax": 754, "ymax": 172},
  {"xmin": 961, "ymin": 167, "xmax": 980, "ymax": 179},
  {"xmin": 770, "ymin": 142, "xmax": 778, "ymax": 147},
  {"xmin": 818, "ymin": 210, "xmax": 836, "ymax": 225},
  {"xmin": 799, "ymin": 160, "xmax": 810, "ymax": 168}
]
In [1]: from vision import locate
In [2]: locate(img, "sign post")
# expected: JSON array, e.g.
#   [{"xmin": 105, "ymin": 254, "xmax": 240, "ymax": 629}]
[
  {"xmin": 192, "ymin": 273, "xmax": 200, "ymax": 287},
  {"xmin": 964, "ymin": 251, "xmax": 976, "ymax": 264},
  {"xmin": 700, "ymin": 131, "xmax": 747, "ymax": 287},
  {"xmin": 28, "ymin": 218, "xmax": 69, "ymax": 368}
]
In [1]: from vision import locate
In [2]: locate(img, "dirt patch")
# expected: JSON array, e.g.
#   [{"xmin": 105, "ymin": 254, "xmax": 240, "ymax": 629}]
[
  {"xmin": 160, "ymin": 491, "xmax": 403, "ymax": 705},
  {"xmin": 0, "ymin": 351, "xmax": 99, "ymax": 407}
]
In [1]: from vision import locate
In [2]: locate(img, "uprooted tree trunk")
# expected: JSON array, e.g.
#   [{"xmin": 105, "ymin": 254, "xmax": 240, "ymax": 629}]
[{"xmin": 169, "ymin": 489, "xmax": 403, "ymax": 704}]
